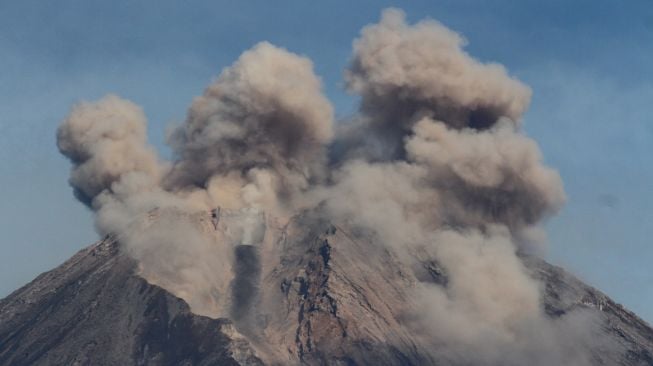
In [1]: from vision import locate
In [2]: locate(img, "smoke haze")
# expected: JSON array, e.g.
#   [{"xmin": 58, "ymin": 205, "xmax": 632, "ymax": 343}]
[{"xmin": 57, "ymin": 8, "xmax": 609, "ymax": 365}]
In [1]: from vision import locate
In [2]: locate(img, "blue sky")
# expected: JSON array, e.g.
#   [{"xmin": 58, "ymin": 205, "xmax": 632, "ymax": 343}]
[{"xmin": 1, "ymin": 1, "xmax": 652, "ymax": 321}]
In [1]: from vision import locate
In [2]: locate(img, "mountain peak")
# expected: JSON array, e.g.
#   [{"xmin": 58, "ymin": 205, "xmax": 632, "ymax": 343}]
[{"xmin": 3, "ymin": 211, "xmax": 653, "ymax": 365}]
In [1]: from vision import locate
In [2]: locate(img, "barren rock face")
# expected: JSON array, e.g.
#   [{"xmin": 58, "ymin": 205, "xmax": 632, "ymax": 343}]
[
  {"xmin": 1, "ymin": 212, "xmax": 653, "ymax": 366},
  {"xmin": 523, "ymin": 256, "xmax": 653, "ymax": 366},
  {"xmin": 0, "ymin": 238, "xmax": 262, "ymax": 366}
]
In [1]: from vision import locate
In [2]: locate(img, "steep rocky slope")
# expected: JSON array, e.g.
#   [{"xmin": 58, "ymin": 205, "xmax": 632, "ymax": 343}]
[{"xmin": 524, "ymin": 256, "xmax": 653, "ymax": 365}]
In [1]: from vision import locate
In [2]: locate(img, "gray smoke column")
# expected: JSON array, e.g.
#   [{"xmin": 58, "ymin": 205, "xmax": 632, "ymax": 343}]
[
  {"xmin": 222, "ymin": 208, "xmax": 267, "ymax": 332},
  {"xmin": 231, "ymin": 245, "xmax": 261, "ymax": 325}
]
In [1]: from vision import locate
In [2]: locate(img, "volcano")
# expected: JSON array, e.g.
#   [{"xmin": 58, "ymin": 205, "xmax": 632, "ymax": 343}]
[{"xmin": 1, "ymin": 210, "xmax": 652, "ymax": 366}]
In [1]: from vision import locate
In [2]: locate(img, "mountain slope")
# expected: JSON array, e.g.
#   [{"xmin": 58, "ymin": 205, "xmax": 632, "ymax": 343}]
[
  {"xmin": 1, "ymin": 213, "xmax": 653, "ymax": 365},
  {"xmin": 524, "ymin": 256, "xmax": 653, "ymax": 365}
]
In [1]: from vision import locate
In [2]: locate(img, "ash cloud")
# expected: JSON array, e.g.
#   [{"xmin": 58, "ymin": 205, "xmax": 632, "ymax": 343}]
[
  {"xmin": 165, "ymin": 41, "xmax": 334, "ymax": 212},
  {"xmin": 56, "ymin": 7, "xmax": 606, "ymax": 365},
  {"xmin": 319, "ymin": 9, "xmax": 585, "ymax": 365},
  {"xmin": 340, "ymin": 8, "xmax": 531, "ymax": 161}
]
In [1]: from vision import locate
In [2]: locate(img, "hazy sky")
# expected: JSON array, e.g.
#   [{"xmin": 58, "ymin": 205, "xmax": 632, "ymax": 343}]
[{"xmin": 1, "ymin": 0, "xmax": 652, "ymax": 322}]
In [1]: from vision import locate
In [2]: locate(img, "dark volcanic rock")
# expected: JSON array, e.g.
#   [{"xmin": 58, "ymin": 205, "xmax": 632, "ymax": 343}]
[{"xmin": 0, "ymin": 237, "xmax": 262, "ymax": 366}]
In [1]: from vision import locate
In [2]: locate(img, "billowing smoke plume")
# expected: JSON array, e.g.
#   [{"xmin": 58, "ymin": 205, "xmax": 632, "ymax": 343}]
[
  {"xmin": 165, "ymin": 41, "xmax": 334, "ymax": 212},
  {"xmin": 57, "ymin": 43, "xmax": 333, "ymax": 320},
  {"xmin": 339, "ymin": 8, "xmax": 531, "ymax": 161},
  {"xmin": 319, "ymin": 9, "xmax": 579, "ymax": 364},
  {"xmin": 405, "ymin": 117, "xmax": 565, "ymax": 232},
  {"xmin": 57, "ymin": 8, "xmax": 604, "ymax": 365}
]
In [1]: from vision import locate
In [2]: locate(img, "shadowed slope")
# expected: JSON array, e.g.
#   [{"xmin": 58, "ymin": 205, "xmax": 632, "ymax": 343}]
[{"xmin": 0, "ymin": 237, "xmax": 262, "ymax": 366}]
